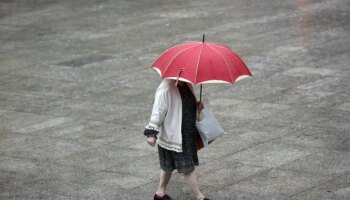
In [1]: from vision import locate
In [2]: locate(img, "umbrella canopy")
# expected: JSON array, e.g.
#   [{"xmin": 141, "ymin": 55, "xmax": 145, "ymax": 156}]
[{"xmin": 152, "ymin": 38, "xmax": 252, "ymax": 85}]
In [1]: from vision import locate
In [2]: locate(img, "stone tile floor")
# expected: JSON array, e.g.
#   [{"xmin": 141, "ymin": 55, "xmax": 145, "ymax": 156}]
[{"xmin": 0, "ymin": 0, "xmax": 349, "ymax": 199}]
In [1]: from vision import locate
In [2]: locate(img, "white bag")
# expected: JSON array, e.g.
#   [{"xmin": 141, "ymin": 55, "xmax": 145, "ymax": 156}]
[{"xmin": 196, "ymin": 98, "xmax": 226, "ymax": 147}]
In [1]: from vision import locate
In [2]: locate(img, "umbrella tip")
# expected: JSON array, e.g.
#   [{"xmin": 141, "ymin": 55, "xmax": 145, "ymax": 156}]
[{"xmin": 202, "ymin": 34, "xmax": 205, "ymax": 42}]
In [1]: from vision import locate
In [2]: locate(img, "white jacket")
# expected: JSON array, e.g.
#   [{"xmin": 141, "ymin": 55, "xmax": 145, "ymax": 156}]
[{"xmin": 146, "ymin": 79, "xmax": 196, "ymax": 152}]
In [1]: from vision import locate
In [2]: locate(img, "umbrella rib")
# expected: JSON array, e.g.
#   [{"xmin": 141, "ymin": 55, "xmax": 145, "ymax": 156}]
[
  {"xmin": 209, "ymin": 43, "xmax": 231, "ymax": 49},
  {"xmin": 152, "ymin": 43, "xmax": 195, "ymax": 67},
  {"xmin": 195, "ymin": 43, "xmax": 204, "ymax": 83},
  {"xmin": 207, "ymin": 45, "xmax": 235, "ymax": 83},
  {"xmin": 210, "ymin": 43, "xmax": 250, "ymax": 79},
  {"xmin": 162, "ymin": 43, "xmax": 200, "ymax": 77}
]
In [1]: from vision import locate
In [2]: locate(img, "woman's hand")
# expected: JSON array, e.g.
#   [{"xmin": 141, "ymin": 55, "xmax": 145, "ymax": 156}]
[
  {"xmin": 197, "ymin": 101, "xmax": 204, "ymax": 112},
  {"xmin": 196, "ymin": 101, "xmax": 204, "ymax": 121},
  {"xmin": 147, "ymin": 136, "xmax": 157, "ymax": 147}
]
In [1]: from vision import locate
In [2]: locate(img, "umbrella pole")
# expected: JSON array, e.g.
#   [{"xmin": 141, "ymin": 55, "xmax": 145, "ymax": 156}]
[
  {"xmin": 199, "ymin": 33, "xmax": 204, "ymax": 101},
  {"xmin": 200, "ymin": 84, "xmax": 203, "ymax": 101}
]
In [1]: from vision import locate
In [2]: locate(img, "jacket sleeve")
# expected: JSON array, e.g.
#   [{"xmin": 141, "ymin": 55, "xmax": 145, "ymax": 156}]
[{"xmin": 144, "ymin": 88, "xmax": 168, "ymax": 137}]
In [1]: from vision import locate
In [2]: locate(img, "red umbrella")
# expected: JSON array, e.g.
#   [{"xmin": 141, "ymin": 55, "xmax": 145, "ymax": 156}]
[{"xmin": 152, "ymin": 35, "xmax": 252, "ymax": 99}]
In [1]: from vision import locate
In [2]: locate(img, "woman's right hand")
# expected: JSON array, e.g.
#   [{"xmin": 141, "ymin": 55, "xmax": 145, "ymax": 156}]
[
  {"xmin": 197, "ymin": 101, "xmax": 204, "ymax": 112},
  {"xmin": 147, "ymin": 136, "xmax": 157, "ymax": 147}
]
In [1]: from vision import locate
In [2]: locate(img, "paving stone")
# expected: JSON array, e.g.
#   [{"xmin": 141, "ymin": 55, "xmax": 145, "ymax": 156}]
[
  {"xmin": 56, "ymin": 55, "xmax": 113, "ymax": 67},
  {"xmin": 28, "ymin": 118, "xmax": 103, "ymax": 138},
  {"xmin": 254, "ymin": 106, "xmax": 350, "ymax": 131},
  {"xmin": 194, "ymin": 124, "xmax": 294, "ymax": 162},
  {"xmin": 0, "ymin": 159, "xmax": 79, "ymax": 199},
  {"xmin": 7, "ymin": 62, "xmax": 121, "ymax": 83},
  {"xmin": 77, "ymin": 171, "xmax": 150, "ymax": 190},
  {"xmin": 0, "ymin": 183, "xmax": 48, "ymax": 200},
  {"xmin": 336, "ymin": 101, "xmax": 350, "ymax": 112},
  {"xmin": 215, "ymin": 100, "xmax": 291, "ymax": 121},
  {"xmin": 57, "ymin": 122, "xmax": 143, "ymax": 148},
  {"xmin": 296, "ymin": 77, "xmax": 348, "ymax": 94},
  {"xmin": 4, "ymin": 136, "xmax": 94, "ymax": 162},
  {"xmin": 14, "ymin": 117, "xmax": 74, "ymax": 134},
  {"xmin": 305, "ymin": 91, "xmax": 349, "ymax": 110},
  {"xmin": 210, "ymin": 168, "xmax": 333, "ymax": 200},
  {"xmin": 0, "ymin": 156, "xmax": 39, "ymax": 186},
  {"xmin": 107, "ymin": 124, "xmax": 148, "ymax": 148},
  {"xmin": 32, "ymin": 162, "xmax": 92, "ymax": 182},
  {"xmin": 0, "ymin": 58, "xmax": 29, "ymax": 74},
  {"xmin": 89, "ymin": 86, "xmax": 155, "ymax": 107},
  {"xmin": 0, "ymin": 76, "xmax": 81, "ymax": 97},
  {"xmin": 21, "ymin": 178, "xmax": 98, "ymax": 199},
  {"xmin": 257, "ymin": 87, "xmax": 338, "ymax": 106},
  {"xmin": 0, "ymin": 129, "xmax": 36, "ymax": 155},
  {"xmin": 0, "ymin": 155, "xmax": 90, "ymax": 180},
  {"xmin": 105, "ymin": 153, "xmax": 159, "ymax": 180},
  {"xmin": 0, "ymin": 110, "xmax": 57, "ymax": 131},
  {"xmin": 55, "ymin": 145, "xmax": 153, "ymax": 171},
  {"xmin": 273, "ymin": 127, "xmax": 350, "ymax": 151},
  {"xmin": 288, "ymin": 173, "xmax": 350, "ymax": 200},
  {"xmin": 0, "ymin": 91, "xmax": 62, "ymax": 115},
  {"xmin": 283, "ymin": 66, "xmax": 345, "ymax": 78},
  {"xmin": 191, "ymin": 162, "xmax": 269, "ymax": 188},
  {"xmin": 222, "ymin": 141, "xmax": 315, "ymax": 168},
  {"xmin": 84, "ymin": 186, "xmax": 139, "ymax": 200},
  {"xmin": 278, "ymin": 150, "xmax": 350, "ymax": 176}
]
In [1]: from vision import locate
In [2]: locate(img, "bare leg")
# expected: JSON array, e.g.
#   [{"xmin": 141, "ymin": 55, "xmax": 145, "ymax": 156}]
[
  {"xmin": 183, "ymin": 171, "xmax": 204, "ymax": 199},
  {"xmin": 156, "ymin": 170, "xmax": 173, "ymax": 197}
]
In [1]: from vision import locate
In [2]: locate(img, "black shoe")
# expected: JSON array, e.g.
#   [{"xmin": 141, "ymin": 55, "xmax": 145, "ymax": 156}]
[{"xmin": 154, "ymin": 194, "xmax": 174, "ymax": 200}]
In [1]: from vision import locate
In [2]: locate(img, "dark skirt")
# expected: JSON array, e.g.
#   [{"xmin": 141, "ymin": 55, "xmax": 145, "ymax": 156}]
[{"xmin": 158, "ymin": 83, "xmax": 199, "ymax": 173}]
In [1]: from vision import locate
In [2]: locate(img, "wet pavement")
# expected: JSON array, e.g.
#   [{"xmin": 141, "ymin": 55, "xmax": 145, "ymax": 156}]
[{"xmin": 0, "ymin": 0, "xmax": 349, "ymax": 199}]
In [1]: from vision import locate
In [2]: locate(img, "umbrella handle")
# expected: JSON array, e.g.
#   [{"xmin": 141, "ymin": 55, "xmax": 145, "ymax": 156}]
[{"xmin": 175, "ymin": 68, "xmax": 185, "ymax": 86}]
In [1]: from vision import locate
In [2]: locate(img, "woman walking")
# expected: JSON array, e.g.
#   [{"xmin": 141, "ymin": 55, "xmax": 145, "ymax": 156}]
[{"xmin": 144, "ymin": 79, "xmax": 209, "ymax": 200}]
